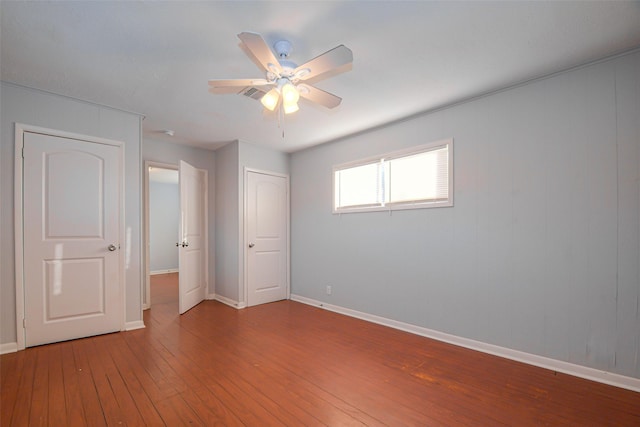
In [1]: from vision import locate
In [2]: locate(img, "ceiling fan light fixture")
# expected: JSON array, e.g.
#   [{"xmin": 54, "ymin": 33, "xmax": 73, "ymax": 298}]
[
  {"xmin": 261, "ymin": 88, "xmax": 280, "ymax": 111},
  {"xmin": 283, "ymin": 102, "xmax": 299, "ymax": 114},
  {"xmin": 281, "ymin": 82, "xmax": 300, "ymax": 105}
]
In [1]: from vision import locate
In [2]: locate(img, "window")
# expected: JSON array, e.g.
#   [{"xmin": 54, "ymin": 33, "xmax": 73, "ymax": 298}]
[{"xmin": 333, "ymin": 138, "xmax": 453, "ymax": 213}]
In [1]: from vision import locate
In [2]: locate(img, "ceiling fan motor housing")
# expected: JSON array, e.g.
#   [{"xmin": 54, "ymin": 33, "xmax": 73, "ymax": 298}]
[
  {"xmin": 274, "ymin": 40, "xmax": 292, "ymax": 58},
  {"xmin": 274, "ymin": 40, "xmax": 297, "ymax": 76}
]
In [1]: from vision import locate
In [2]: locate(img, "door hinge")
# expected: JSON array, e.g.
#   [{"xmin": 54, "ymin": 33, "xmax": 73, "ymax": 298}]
[
  {"xmin": 22, "ymin": 318, "xmax": 26, "ymax": 329},
  {"xmin": 21, "ymin": 147, "xmax": 24, "ymax": 158}
]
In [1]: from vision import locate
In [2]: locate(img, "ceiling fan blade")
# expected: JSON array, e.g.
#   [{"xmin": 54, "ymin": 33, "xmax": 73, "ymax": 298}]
[
  {"xmin": 294, "ymin": 45, "xmax": 353, "ymax": 83},
  {"xmin": 297, "ymin": 84, "xmax": 343, "ymax": 109},
  {"xmin": 238, "ymin": 32, "xmax": 282, "ymax": 75},
  {"xmin": 208, "ymin": 79, "xmax": 270, "ymax": 87},
  {"xmin": 208, "ymin": 79, "xmax": 271, "ymax": 94}
]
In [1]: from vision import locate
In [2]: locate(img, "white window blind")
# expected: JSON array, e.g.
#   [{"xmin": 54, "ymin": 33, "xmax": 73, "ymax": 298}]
[
  {"xmin": 334, "ymin": 160, "xmax": 382, "ymax": 208},
  {"xmin": 386, "ymin": 145, "xmax": 449, "ymax": 205},
  {"xmin": 333, "ymin": 139, "xmax": 453, "ymax": 213}
]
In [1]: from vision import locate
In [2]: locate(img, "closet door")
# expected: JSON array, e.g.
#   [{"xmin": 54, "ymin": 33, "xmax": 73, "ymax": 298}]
[{"xmin": 23, "ymin": 131, "xmax": 122, "ymax": 346}]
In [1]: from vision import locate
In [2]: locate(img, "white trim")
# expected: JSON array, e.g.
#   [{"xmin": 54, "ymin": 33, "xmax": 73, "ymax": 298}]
[
  {"xmin": 14, "ymin": 123, "xmax": 125, "ymax": 350},
  {"xmin": 200, "ymin": 167, "xmax": 210, "ymax": 312},
  {"xmin": 143, "ymin": 161, "xmax": 178, "ymax": 310},
  {"xmin": 290, "ymin": 294, "xmax": 640, "ymax": 393},
  {"xmin": 124, "ymin": 321, "xmax": 145, "ymax": 331},
  {"xmin": 118, "ymin": 129, "xmax": 126, "ymax": 334},
  {"xmin": 243, "ymin": 168, "xmax": 291, "ymax": 308},
  {"xmin": 213, "ymin": 294, "xmax": 247, "ymax": 309},
  {"xmin": 150, "ymin": 269, "xmax": 179, "ymax": 275},
  {"xmin": 0, "ymin": 342, "xmax": 18, "ymax": 355},
  {"xmin": 14, "ymin": 125, "xmax": 25, "ymax": 351},
  {"xmin": 206, "ymin": 293, "xmax": 216, "ymax": 300}
]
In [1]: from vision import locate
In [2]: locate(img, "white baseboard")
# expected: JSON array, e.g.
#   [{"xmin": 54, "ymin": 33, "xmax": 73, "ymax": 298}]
[
  {"xmin": 124, "ymin": 320, "xmax": 146, "ymax": 331},
  {"xmin": 213, "ymin": 294, "xmax": 247, "ymax": 309},
  {"xmin": 290, "ymin": 294, "xmax": 640, "ymax": 393},
  {"xmin": 0, "ymin": 342, "xmax": 18, "ymax": 355},
  {"xmin": 150, "ymin": 269, "xmax": 178, "ymax": 275}
]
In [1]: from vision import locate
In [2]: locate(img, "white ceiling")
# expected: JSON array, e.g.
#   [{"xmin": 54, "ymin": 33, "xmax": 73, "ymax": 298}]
[{"xmin": 2, "ymin": 1, "xmax": 640, "ymax": 153}]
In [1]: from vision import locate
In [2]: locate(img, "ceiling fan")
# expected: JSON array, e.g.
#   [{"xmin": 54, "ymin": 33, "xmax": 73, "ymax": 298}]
[{"xmin": 208, "ymin": 32, "xmax": 353, "ymax": 114}]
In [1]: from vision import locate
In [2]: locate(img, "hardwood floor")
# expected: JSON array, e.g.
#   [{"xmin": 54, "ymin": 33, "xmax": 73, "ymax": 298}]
[{"xmin": 2, "ymin": 273, "xmax": 639, "ymax": 426}]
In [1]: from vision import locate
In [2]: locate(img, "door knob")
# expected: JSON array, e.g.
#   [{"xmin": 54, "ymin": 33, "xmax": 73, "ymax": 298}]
[
  {"xmin": 181, "ymin": 242, "xmax": 189, "ymax": 247},
  {"xmin": 108, "ymin": 244, "xmax": 117, "ymax": 252},
  {"xmin": 248, "ymin": 242, "xmax": 255, "ymax": 248}
]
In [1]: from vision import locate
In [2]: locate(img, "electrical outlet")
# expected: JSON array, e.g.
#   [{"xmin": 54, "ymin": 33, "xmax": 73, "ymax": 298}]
[{"xmin": 326, "ymin": 285, "xmax": 332, "ymax": 295}]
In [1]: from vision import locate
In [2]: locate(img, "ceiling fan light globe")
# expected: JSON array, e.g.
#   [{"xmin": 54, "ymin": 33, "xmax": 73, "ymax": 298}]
[
  {"xmin": 281, "ymin": 82, "xmax": 300, "ymax": 104},
  {"xmin": 261, "ymin": 88, "xmax": 280, "ymax": 111},
  {"xmin": 283, "ymin": 102, "xmax": 299, "ymax": 114}
]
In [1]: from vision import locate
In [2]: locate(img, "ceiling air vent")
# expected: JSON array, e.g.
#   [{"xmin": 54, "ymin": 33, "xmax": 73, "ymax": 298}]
[{"xmin": 241, "ymin": 87, "xmax": 266, "ymax": 101}]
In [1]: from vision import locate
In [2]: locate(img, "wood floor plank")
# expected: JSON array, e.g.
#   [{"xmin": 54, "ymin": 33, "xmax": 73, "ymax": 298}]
[
  {"xmin": 8, "ymin": 346, "xmax": 36, "ymax": 426},
  {"xmin": 70, "ymin": 338, "xmax": 107, "ymax": 427},
  {"xmin": 0, "ymin": 353, "xmax": 23, "ymax": 427},
  {"xmin": 46, "ymin": 344, "xmax": 68, "ymax": 426},
  {"xmin": 119, "ymin": 330, "xmax": 181, "ymax": 404},
  {"xmin": 153, "ymin": 394, "xmax": 204, "ymax": 426},
  {"xmin": 125, "ymin": 331, "xmax": 245, "ymax": 426},
  {"xmin": 81, "ymin": 336, "xmax": 129, "ymax": 426},
  {"xmin": 152, "ymin": 337, "xmax": 288, "ymax": 426},
  {"xmin": 101, "ymin": 334, "xmax": 166, "ymax": 425},
  {"xmin": 2, "ymin": 272, "xmax": 639, "ymax": 426},
  {"xmin": 90, "ymin": 334, "xmax": 147, "ymax": 427},
  {"xmin": 178, "ymin": 385, "xmax": 246, "ymax": 427},
  {"xmin": 59, "ymin": 344, "xmax": 86, "ymax": 426},
  {"xmin": 28, "ymin": 346, "xmax": 49, "ymax": 427},
  {"xmin": 155, "ymin": 318, "xmax": 324, "ymax": 426},
  {"xmin": 208, "ymin": 302, "xmax": 477, "ymax": 425},
  {"xmin": 122, "ymin": 331, "xmax": 179, "ymax": 397},
  {"xmin": 186, "ymin": 302, "xmax": 387, "ymax": 426},
  {"xmin": 182, "ymin": 303, "xmax": 390, "ymax": 426}
]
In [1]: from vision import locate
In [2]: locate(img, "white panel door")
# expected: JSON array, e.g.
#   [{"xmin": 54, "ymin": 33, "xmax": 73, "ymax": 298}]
[
  {"xmin": 23, "ymin": 132, "xmax": 122, "ymax": 347},
  {"xmin": 247, "ymin": 171, "xmax": 288, "ymax": 307},
  {"xmin": 178, "ymin": 160, "xmax": 206, "ymax": 314}
]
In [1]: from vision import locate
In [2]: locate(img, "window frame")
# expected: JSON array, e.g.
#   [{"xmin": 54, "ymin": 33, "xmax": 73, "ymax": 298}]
[{"xmin": 332, "ymin": 138, "xmax": 454, "ymax": 214}]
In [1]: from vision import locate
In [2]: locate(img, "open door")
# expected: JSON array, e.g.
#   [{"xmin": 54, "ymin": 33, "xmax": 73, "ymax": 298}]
[{"xmin": 178, "ymin": 160, "xmax": 207, "ymax": 314}]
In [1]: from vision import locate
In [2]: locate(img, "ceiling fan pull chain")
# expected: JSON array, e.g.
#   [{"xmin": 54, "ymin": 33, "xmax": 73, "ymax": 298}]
[{"xmin": 281, "ymin": 103, "xmax": 286, "ymax": 139}]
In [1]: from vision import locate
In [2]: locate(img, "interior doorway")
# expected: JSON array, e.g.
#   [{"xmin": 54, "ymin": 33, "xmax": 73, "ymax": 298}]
[
  {"xmin": 144, "ymin": 160, "xmax": 208, "ymax": 314},
  {"xmin": 145, "ymin": 163, "xmax": 179, "ymax": 310}
]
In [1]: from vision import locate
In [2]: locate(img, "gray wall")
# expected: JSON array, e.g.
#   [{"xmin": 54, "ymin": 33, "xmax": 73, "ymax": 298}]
[
  {"xmin": 0, "ymin": 82, "xmax": 143, "ymax": 345},
  {"xmin": 149, "ymin": 180, "xmax": 179, "ymax": 272},
  {"xmin": 290, "ymin": 52, "xmax": 640, "ymax": 378},
  {"xmin": 215, "ymin": 140, "xmax": 290, "ymax": 304},
  {"xmin": 142, "ymin": 138, "xmax": 216, "ymax": 295},
  {"xmin": 214, "ymin": 141, "xmax": 240, "ymax": 302}
]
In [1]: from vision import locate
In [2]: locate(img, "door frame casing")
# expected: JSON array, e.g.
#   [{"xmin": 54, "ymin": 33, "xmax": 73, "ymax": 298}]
[
  {"xmin": 243, "ymin": 167, "xmax": 290, "ymax": 306},
  {"xmin": 14, "ymin": 123, "xmax": 125, "ymax": 351}
]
